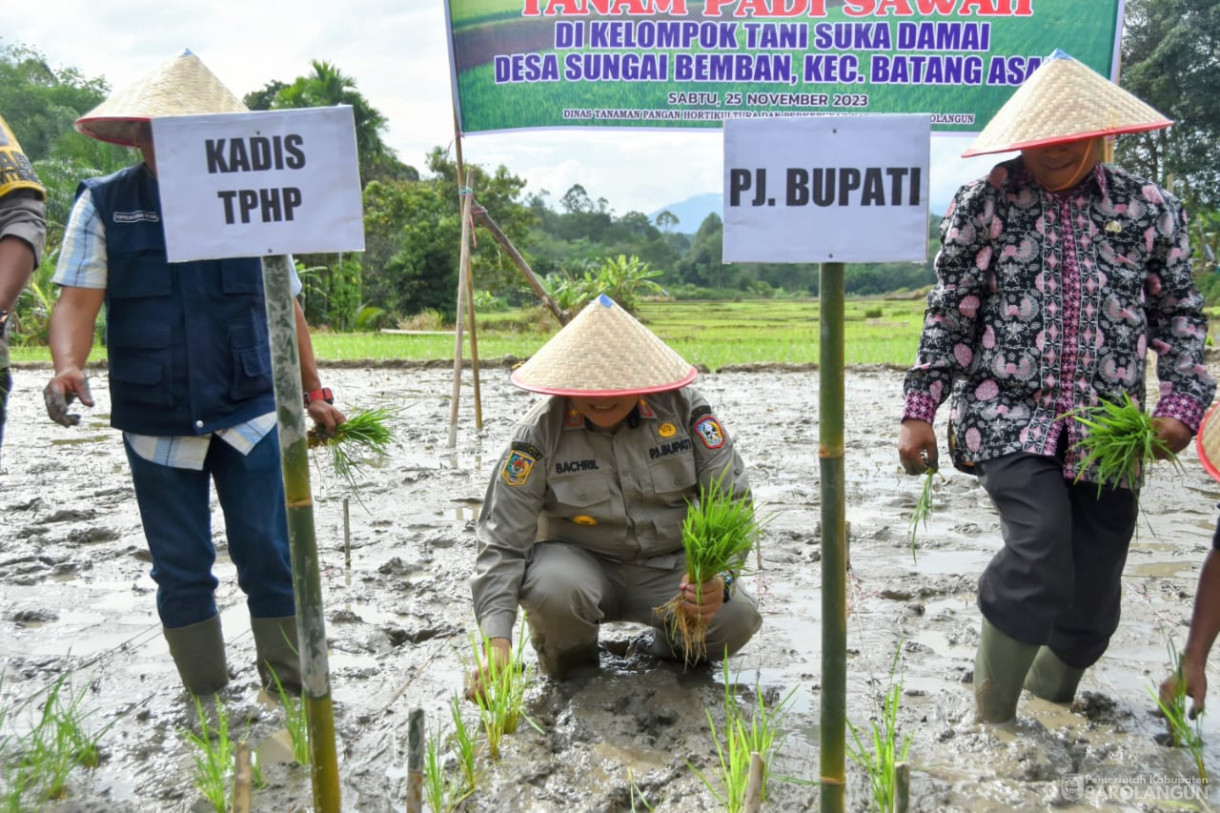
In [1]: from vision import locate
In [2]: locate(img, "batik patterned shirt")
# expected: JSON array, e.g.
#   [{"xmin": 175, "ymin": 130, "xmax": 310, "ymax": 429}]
[{"xmin": 903, "ymin": 158, "xmax": 1215, "ymax": 484}]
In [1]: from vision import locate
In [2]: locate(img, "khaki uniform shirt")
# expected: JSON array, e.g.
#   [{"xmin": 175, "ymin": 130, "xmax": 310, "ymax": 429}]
[{"xmin": 473, "ymin": 387, "xmax": 749, "ymax": 641}]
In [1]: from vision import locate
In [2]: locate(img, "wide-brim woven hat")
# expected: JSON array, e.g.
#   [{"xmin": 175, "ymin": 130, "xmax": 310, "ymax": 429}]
[
  {"xmin": 511, "ymin": 295, "xmax": 697, "ymax": 397},
  {"xmin": 962, "ymin": 49, "xmax": 1172, "ymax": 158},
  {"xmin": 75, "ymin": 49, "xmax": 247, "ymax": 147},
  {"xmin": 1197, "ymin": 402, "xmax": 1220, "ymax": 483}
]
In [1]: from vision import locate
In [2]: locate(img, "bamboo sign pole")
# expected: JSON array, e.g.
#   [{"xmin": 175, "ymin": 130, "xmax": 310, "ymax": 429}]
[
  {"xmin": 819, "ymin": 261, "xmax": 847, "ymax": 813},
  {"xmin": 448, "ymin": 186, "xmax": 474, "ymax": 448},
  {"xmin": 261, "ymin": 254, "xmax": 342, "ymax": 811}
]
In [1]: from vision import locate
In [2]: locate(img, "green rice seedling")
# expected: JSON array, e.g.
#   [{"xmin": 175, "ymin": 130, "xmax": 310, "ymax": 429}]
[
  {"xmin": 179, "ymin": 694, "xmax": 235, "ymax": 813},
  {"xmin": 1148, "ymin": 645, "xmax": 1207, "ymax": 782},
  {"xmin": 689, "ymin": 659, "xmax": 795, "ymax": 812},
  {"xmin": 268, "ymin": 666, "xmax": 309, "ymax": 766},
  {"xmin": 309, "ymin": 406, "xmax": 395, "ymax": 491},
  {"xmin": 907, "ymin": 466, "xmax": 938, "ymax": 564},
  {"xmin": 447, "ymin": 694, "xmax": 479, "ymax": 801},
  {"xmin": 423, "ymin": 717, "xmax": 452, "ymax": 813},
  {"xmin": 468, "ymin": 624, "xmax": 539, "ymax": 760},
  {"xmin": 10, "ymin": 672, "xmax": 114, "ymax": 803},
  {"xmin": 848, "ymin": 648, "xmax": 913, "ymax": 813},
  {"xmin": 1066, "ymin": 393, "xmax": 1181, "ymax": 496},
  {"xmin": 659, "ymin": 468, "xmax": 759, "ymax": 667},
  {"xmin": 628, "ymin": 767, "xmax": 655, "ymax": 811}
]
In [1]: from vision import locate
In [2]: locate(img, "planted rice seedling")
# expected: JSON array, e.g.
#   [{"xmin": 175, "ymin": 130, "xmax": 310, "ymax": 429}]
[
  {"xmin": 848, "ymin": 648, "xmax": 913, "ymax": 813},
  {"xmin": 468, "ymin": 625, "xmax": 539, "ymax": 760},
  {"xmin": 423, "ymin": 698, "xmax": 479, "ymax": 813},
  {"xmin": 658, "ymin": 469, "xmax": 759, "ymax": 667},
  {"xmin": 179, "ymin": 694, "xmax": 235, "ymax": 813},
  {"xmin": 1149, "ymin": 645, "xmax": 1207, "ymax": 783},
  {"xmin": 448, "ymin": 694, "xmax": 479, "ymax": 800},
  {"xmin": 268, "ymin": 666, "xmax": 309, "ymax": 766},
  {"xmin": 309, "ymin": 407, "xmax": 395, "ymax": 491},
  {"xmin": 1066, "ymin": 393, "xmax": 1181, "ymax": 495}
]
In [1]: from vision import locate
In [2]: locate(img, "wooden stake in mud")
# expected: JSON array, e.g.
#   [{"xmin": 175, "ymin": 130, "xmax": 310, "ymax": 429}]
[
  {"xmin": 232, "ymin": 741, "xmax": 252, "ymax": 813},
  {"xmin": 406, "ymin": 708, "xmax": 424, "ymax": 813},
  {"xmin": 261, "ymin": 254, "xmax": 341, "ymax": 812},
  {"xmin": 744, "ymin": 751, "xmax": 765, "ymax": 812},
  {"xmin": 819, "ymin": 261, "xmax": 847, "ymax": 813}
]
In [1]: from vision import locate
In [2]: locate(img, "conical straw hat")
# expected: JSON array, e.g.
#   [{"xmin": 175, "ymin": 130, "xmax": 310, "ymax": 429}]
[
  {"xmin": 76, "ymin": 49, "xmax": 247, "ymax": 147},
  {"xmin": 511, "ymin": 294, "xmax": 697, "ymax": 397},
  {"xmin": 1197, "ymin": 402, "xmax": 1220, "ymax": 483},
  {"xmin": 963, "ymin": 50, "xmax": 1171, "ymax": 158}
]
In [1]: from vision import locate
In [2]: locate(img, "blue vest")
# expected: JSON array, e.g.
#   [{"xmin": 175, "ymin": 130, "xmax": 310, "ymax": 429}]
[{"xmin": 83, "ymin": 164, "xmax": 276, "ymax": 435}]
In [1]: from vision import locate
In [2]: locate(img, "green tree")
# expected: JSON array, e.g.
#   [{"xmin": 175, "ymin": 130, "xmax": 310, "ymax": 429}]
[{"xmin": 1117, "ymin": 0, "xmax": 1220, "ymax": 207}]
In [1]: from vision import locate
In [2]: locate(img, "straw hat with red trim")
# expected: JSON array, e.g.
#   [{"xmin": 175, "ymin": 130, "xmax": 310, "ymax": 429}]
[
  {"xmin": 1197, "ymin": 402, "xmax": 1220, "ymax": 483},
  {"xmin": 962, "ymin": 49, "xmax": 1172, "ymax": 158},
  {"xmin": 510, "ymin": 294, "xmax": 697, "ymax": 397},
  {"xmin": 75, "ymin": 49, "xmax": 247, "ymax": 147}
]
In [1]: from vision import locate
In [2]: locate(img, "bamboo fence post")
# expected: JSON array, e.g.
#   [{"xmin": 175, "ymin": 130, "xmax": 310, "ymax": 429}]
[
  {"xmin": 261, "ymin": 254, "xmax": 341, "ymax": 812},
  {"xmin": 471, "ymin": 203, "xmax": 567, "ymax": 326},
  {"xmin": 895, "ymin": 761, "xmax": 911, "ymax": 813},
  {"xmin": 343, "ymin": 496, "xmax": 351, "ymax": 571},
  {"xmin": 232, "ymin": 741, "xmax": 252, "ymax": 813},
  {"xmin": 819, "ymin": 261, "xmax": 847, "ymax": 813},
  {"xmin": 744, "ymin": 751, "xmax": 765, "ymax": 812},
  {"xmin": 448, "ymin": 188, "xmax": 473, "ymax": 448},
  {"xmin": 406, "ymin": 708, "xmax": 425, "ymax": 813}
]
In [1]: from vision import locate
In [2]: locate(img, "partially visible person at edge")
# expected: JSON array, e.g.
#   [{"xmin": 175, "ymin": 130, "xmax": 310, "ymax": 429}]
[
  {"xmin": 43, "ymin": 50, "xmax": 345, "ymax": 697},
  {"xmin": 469, "ymin": 294, "xmax": 762, "ymax": 694},
  {"xmin": 1158, "ymin": 416, "xmax": 1220, "ymax": 718},
  {"xmin": 896, "ymin": 50, "xmax": 1216, "ymax": 725},
  {"xmin": 0, "ymin": 113, "xmax": 47, "ymax": 459}
]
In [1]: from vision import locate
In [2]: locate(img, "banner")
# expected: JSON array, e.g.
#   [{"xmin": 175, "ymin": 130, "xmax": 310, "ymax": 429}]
[
  {"xmin": 446, "ymin": 0, "xmax": 1124, "ymax": 134},
  {"xmin": 152, "ymin": 107, "xmax": 364, "ymax": 263},
  {"xmin": 723, "ymin": 115, "xmax": 929, "ymax": 263}
]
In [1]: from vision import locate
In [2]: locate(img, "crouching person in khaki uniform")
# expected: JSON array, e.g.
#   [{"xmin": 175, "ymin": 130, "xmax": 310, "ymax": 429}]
[{"xmin": 471, "ymin": 295, "xmax": 763, "ymax": 684}]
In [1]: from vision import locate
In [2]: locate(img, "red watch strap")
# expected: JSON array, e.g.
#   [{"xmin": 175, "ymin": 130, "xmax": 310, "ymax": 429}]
[{"xmin": 304, "ymin": 387, "xmax": 333, "ymax": 406}]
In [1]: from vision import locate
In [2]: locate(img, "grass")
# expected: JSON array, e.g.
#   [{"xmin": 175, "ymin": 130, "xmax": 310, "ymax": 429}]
[
  {"xmin": 0, "ymin": 672, "xmax": 113, "ymax": 808},
  {"xmin": 689, "ymin": 659, "xmax": 796, "ymax": 813},
  {"xmin": 659, "ymin": 468, "xmax": 759, "ymax": 667},
  {"xmin": 848, "ymin": 648, "xmax": 913, "ymax": 813},
  {"xmin": 6, "ymin": 297, "xmax": 929, "ymax": 369},
  {"xmin": 1149, "ymin": 645, "xmax": 1206, "ymax": 783},
  {"xmin": 1066, "ymin": 393, "xmax": 1182, "ymax": 496},
  {"xmin": 907, "ymin": 466, "xmax": 938, "ymax": 564},
  {"xmin": 468, "ymin": 624, "xmax": 539, "ymax": 760}
]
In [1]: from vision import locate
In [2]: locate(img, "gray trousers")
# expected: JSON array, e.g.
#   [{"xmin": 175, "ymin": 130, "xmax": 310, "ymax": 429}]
[
  {"xmin": 520, "ymin": 541, "xmax": 763, "ymax": 676},
  {"xmin": 976, "ymin": 452, "xmax": 1138, "ymax": 668}
]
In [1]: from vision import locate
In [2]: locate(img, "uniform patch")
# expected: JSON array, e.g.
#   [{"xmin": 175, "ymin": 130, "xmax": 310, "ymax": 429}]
[
  {"xmin": 638, "ymin": 399, "xmax": 655, "ymax": 418},
  {"xmin": 693, "ymin": 416, "xmax": 725, "ymax": 449},
  {"xmin": 565, "ymin": 408, "xmax": 584, "ymax": 429},
  {"xmin": 658, "ymin": 422, "xmax": 676, "ymax": 437},
  {"xmin": 501, "ymin": 450, "xmax": 536, "ymax": 486},
  {"xmin": 572, "ymin": 515, "xmax": 597, "ymax": 526}
]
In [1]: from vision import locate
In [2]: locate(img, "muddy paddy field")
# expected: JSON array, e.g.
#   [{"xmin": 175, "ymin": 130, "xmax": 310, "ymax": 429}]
[{"xmin": 2, "ymin": 362, "xmax": 1219, "ymax": 812}]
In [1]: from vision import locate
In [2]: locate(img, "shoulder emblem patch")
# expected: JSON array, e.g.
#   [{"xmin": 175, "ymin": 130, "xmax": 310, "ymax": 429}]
[
  {"xmin": 637, "ymin": 399, "xmax": 655, "ymax": 419},
  {"xmin": 572, "ymin": 515, "xmax": 598, "ymax": 526},
  {"xmin": 658, "ymin": 422, "xmax": 677, "ymax": 438},
  {"xmin": 501, "ymin": 450, "xmax": 537, "ymax": 486},
  {"xmin": 565, "ymin": 408, "xmax": 584, "ymax": 429},
  {"xmin": 693, "ymin": 415, "xmax": 725, "ymax": 449}
]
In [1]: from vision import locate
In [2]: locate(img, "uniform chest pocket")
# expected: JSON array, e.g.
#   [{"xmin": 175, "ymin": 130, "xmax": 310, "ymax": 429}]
[
  {"xmin": 649, "ymin": 455, "xmax": 697, "ymax": 502},
  {"xmin": 549, "ymin": 476, "xmax": 613, "ymax": 525}
]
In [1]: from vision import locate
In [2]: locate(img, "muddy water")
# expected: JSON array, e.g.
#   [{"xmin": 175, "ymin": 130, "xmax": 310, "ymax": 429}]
[{"xmin": 2, "ymin": 363, "xmax": 1218, "ymax": 812}]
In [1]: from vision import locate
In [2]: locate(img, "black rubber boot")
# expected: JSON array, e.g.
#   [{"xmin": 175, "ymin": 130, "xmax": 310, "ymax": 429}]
[
  {"xmin": 973, "ymin": 617, "xmax": 1038, "ymax": 723},
  {"xmin": 164, "ymin": 615, "xmax": 229, "ymax": 695},
  {"xmin": 1023, "ymin": 646, "xmax": 1086, "ymax": 704},
  {"xmin": 251, "ymin": 615, "xmax": 302, "ymax": 695}
]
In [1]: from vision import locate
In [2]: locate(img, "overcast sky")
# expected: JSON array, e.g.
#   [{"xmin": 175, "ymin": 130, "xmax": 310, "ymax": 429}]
[{"xmin": 6, "ymin": 0, "xmax": 1008, "ymax": 218}]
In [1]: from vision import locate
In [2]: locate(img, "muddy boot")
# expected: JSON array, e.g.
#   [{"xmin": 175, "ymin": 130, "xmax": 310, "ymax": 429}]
[
  {"xmin": 164, "ymin": 615, "xmax": 229, "ymax": 696},
  {"xmin": 251, "ymin": 616, "xmax": 302, "ymax": 694},
  {"xmin": 1023, "ymin": 646, "xmax": 1085, "ymax": 704},
  {"xmin": 527, "ymin": 620, "xmax": 597, "ymax": 679},
  {"xmin": 973, "ymin": 617, "xmax": 1038, "ymax": 724}
]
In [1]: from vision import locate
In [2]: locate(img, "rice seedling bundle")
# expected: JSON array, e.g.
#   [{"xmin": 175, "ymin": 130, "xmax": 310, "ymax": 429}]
[
  {"xmin": 1066, "ymin": 393, "xmax": 1181, "ymax": 495},
  {"xmin": 659, "ymin": 469, "xmax": 759, "ymax": 667},
  {"xmin": 907, "ymin": 466, "xmax": 937, "ymax": 564},
  {"xmin": 308, "ymin": 407, "xmax": 394, "ymax": 490}
]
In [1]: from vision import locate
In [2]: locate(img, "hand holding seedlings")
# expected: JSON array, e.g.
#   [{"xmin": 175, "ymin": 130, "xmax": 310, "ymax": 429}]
[
  {"xmin": 678, "ymin": 572, "xmax": 725, "ymax": 623},
  {"xmin": 897, "ymin": 419, "xmax": 937, "ymax": 476},
  {"xmin": 1150, "ymin": 415, "xmax": 1192, "ymax": 459},
  {"xmin": 306, "ymin": 397, "xmax": 346, "ymax": 438},
  {"xmin": 466, "ymin": 636, "xmax": 511, "ymax": 704}
]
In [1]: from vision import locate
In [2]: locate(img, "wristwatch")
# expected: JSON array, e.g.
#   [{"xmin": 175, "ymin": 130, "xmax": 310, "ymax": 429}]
[
  {"xmin": 721, "ymin": 572, "xmax": 735, "ymax": 604},
  {"xmin": 303, "ymin": 387, "xmax": 334, "ymax": 406}
]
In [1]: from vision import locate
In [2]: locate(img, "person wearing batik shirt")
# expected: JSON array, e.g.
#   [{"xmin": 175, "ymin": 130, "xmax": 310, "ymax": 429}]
[{"xmin": 897, "ymin": 50, "xmax": 1215, "ymax": 725}]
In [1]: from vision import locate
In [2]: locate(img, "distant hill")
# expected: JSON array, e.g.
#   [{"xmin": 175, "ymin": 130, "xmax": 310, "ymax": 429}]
[{"xmin": 649, "ymin": 192, "xmax": 721, "ymax": 235}]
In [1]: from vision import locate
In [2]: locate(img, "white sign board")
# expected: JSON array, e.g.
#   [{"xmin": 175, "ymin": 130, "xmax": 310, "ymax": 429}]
[
  {"xmin": 723, "ymin": 115, "xmax": 930, "ymax": 264},
  {"xmin": 152, "ymin": 107, "xmax": 364, "ymax": 263}
]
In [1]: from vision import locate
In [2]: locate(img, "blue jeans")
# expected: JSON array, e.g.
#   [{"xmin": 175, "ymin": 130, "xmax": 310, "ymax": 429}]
[{"xmin": 124, "ymin": 431, "xmax": 295, "ymax": 628}]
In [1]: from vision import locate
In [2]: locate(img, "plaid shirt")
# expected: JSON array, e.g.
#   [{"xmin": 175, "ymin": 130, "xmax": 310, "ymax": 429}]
[
  {"xmin": 903, "ymin": 158, "xmax": 1215, "ymax": 484},
  {"xmin": 54, "ymin": 185, "xmax": 300, "ymax": 470}
]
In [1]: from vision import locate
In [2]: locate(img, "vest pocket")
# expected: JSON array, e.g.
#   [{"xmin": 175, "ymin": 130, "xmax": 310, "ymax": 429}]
[
  {"xmin": 109, "ymin": 357, "xmax": 172, "ymax": 405},
  {"xmin": 230, "ymin": 345, "xmax": 272, "ymax": 401}
]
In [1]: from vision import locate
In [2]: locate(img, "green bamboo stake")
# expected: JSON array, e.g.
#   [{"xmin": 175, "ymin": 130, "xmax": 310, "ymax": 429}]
[
  {"xmin": 261, "ymin": 254, "xmax": 341, "ymax": 812},
  {"xmin": 819, "ymin": 262, "xmax": 847, "ymax": 813}
]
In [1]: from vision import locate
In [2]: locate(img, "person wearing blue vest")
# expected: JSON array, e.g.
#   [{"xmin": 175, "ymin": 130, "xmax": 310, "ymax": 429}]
[
  {"xmin": 43, "ymin": 52, "xmax": 345, "ymax": 697},
  {"xmin": 0, "ymin": 113, "xmax": 47, "ymax": 457}
]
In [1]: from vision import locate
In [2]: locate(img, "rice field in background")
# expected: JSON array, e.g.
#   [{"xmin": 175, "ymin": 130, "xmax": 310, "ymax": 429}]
[{"xmin": 6, "ymin": 298, "xmax": 928, "ymax": 370}]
